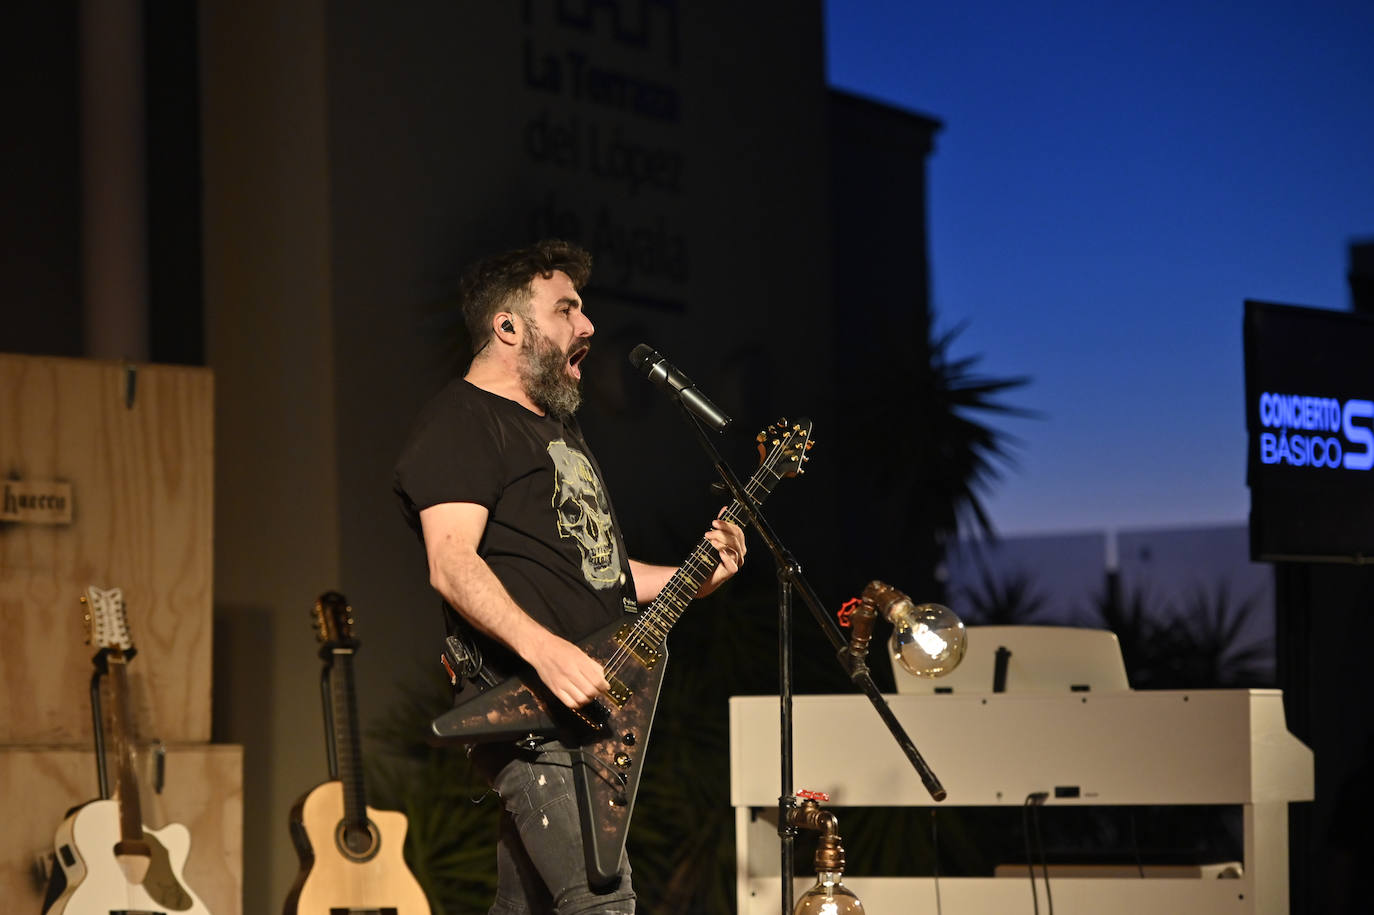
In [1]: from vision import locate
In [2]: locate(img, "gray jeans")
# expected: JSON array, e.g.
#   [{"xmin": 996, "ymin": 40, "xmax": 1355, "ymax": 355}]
[{"xmin": 478, "ymin": 742, "xmax": 636, "ymax": 914}]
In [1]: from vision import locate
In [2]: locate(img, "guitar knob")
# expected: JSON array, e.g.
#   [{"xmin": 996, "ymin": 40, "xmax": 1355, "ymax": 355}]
[
  {"xmin": 614, "ymin": 752, "xmax": 631, "ymax": 768},
  {"xmin": 622, "ymin": 731, "xmax": 636, "ymax": 746}
]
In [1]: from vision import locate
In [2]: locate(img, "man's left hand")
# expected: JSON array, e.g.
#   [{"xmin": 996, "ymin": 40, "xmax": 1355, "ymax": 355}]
[{"xmin": 699, "ymin": 514, "xmax": 746, "ymax": 597}]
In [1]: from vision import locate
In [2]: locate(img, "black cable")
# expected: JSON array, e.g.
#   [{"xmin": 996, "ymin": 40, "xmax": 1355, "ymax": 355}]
[
  {"xmin": 1021, "ymin": 798, "xmax": 1040, "ymax": 915},
  {"xmin": 930, "ymin": 808, "xmax": 943, "ymax": 915},
  {"xmin": 1031, "ymin": 800, "xmax": 1054, "ymax": 915},
  {"xmin": 1129, "ymin": 809, "xmax": 1146, "ymax": 878}
]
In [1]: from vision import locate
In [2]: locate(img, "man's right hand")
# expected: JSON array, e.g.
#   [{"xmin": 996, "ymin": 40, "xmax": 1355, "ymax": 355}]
[
  {"xmin": 419, "ymin": 502, "xmax": 610, "ymax": 710},
  {"xmin": 526, "ymin": 631, "xmax": 611, "ymax": 709}
]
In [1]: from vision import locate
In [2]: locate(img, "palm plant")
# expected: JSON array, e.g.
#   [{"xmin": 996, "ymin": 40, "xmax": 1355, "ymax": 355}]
[
  {"xmin": 1086, "ymin": 576, "xmax": 1175, "ymax": 688},
  {"xmin": 956, "ymin": 563, "xmax": 1047, "ymax": 625},
  {"xmin": 1151, "ymin": 581, "xmax": 1275, "ymax": 689},
  {"xmin": 1088, "ymin": 576, "xmax": 1275, "ymax": 690},
  {"xmin": 366, "ymin": 680, "xmax": 500, "ymax": 914},
  {"xmin": 621, "ymin": 572, "xmax": 779, "ymax": 913},
  {"xmin": 841, "ymin": 310, "xmax": 1032, "ymax": 603}
]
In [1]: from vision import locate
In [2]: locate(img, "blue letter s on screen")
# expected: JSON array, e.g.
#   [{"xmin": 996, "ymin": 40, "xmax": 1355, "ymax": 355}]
[{"xmin": 1343, "ymin": 399, "xmax": 1374, "ymax": 471}]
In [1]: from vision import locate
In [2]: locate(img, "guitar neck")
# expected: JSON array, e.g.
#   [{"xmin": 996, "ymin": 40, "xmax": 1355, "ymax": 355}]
[
  {"xmin": 328, "ymin": 646, "xmax": 369, "ymax": 825},
  {"xmin": 107, "ymin": 654, "xmax": 146, "ymax": 847},
  {"xmin": 641, "ymin": 496, "xmax": 753, "ymax": 634}
]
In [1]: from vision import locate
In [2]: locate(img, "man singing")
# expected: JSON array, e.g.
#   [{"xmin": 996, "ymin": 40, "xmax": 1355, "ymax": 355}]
[{"xmin": 394, "ymin": 239, "xmax": 746, "ymax": 913}]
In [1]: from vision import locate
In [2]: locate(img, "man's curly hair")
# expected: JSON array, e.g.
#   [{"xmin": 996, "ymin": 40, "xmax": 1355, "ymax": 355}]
[{"xmin": 458, "ymin": 239, "xmax": 593, "ymax": 354}]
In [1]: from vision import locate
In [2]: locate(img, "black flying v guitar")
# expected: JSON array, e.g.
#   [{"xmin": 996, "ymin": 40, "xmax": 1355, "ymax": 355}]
[{"xmin": 431, "ymin": 418, "xmax": 814, "ymax": 886}]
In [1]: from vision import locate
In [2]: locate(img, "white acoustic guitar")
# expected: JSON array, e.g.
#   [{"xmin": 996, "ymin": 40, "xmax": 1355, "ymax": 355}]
[
  {"xmin": 46, "ymin": 585, "xmax": 212, "ymax": 915},
  {"xmin": 282, "ymin": 591, "xmax": 431, "ymax": 915}
]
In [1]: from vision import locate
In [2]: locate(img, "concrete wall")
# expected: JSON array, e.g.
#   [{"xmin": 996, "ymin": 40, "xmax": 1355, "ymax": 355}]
[{"xmin": 200, "ymin": 1, "xmax": 339, "ymax": 908}]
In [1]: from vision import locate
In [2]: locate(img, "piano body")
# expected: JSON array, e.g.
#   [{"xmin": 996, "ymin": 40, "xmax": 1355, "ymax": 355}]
[{"xmin": 728, "ymin": 627, "xmax": 1313, "ymax": 914}]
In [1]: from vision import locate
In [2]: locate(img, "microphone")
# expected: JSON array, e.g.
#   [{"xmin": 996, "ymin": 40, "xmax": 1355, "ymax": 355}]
[{"xmin": 628, "ymin": 344, "xmax": 732, "ymax": 432}]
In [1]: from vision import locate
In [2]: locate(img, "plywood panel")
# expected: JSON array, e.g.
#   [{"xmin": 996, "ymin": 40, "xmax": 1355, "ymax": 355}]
[
  {"xmin": 0, "ymin": 743, "xmax": 243, "ymax": 915},
  {"xmin": 0, "ymin": 354, "xmax": 213, "ymax": 742}
]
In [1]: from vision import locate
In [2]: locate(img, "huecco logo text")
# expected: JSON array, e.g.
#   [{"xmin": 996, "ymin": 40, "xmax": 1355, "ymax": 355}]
[{"xmin": 1, "ymin": 480, "xmax": 74, "ymax": 524}]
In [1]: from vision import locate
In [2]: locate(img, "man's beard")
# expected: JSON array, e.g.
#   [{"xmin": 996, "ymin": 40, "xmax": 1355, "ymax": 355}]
[{"xmin": 519, "ymin": 324, "xmax": 585, "ymax": 421}]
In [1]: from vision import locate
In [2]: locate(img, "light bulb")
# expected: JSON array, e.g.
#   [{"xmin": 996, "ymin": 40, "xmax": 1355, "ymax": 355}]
[
  {"xmin": 887, "ymin": 599, "xmax": 965, "ymax": 678},
  {"xmin": 794, "ymin": 871, "xmax": 865, "ymax": 914}
]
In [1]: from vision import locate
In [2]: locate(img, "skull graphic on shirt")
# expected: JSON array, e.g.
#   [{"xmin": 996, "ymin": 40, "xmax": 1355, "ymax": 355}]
[{"xmin": 547, "ymin": 440, "xmax": 621, "ymax": 589}]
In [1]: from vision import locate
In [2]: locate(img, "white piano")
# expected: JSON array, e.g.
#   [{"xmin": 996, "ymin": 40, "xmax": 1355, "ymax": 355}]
[{"xmin": 729, "ymin": 627, "xmax": 1313, "ymax": 915}]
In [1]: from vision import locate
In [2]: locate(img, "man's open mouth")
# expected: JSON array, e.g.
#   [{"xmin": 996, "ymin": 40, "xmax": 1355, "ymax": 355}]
[{"xmin": 568, "ymin": 345, "xmax": 590, "ymax": 378}]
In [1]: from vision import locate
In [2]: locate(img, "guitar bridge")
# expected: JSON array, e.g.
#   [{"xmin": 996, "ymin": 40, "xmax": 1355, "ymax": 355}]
[
  {"xmin": 573, "ymin": 700, "xmax": 612, "ymax": 731},
  {"xmin": 572, "ymin": 678, "xmax": 630, "ymax": 733},
  {"xmin": 614, "ymin": 622, "xmax": 663, "ymax": 670}
]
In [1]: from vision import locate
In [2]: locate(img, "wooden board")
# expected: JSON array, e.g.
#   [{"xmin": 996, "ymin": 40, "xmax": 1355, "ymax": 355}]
[
  {"xmin": 0, "ymin": 743, "xmax": 243, "ymax": 915},
  {"xmin": 0, "ymin": 354, "xmax": 213, "ymax": 743}
]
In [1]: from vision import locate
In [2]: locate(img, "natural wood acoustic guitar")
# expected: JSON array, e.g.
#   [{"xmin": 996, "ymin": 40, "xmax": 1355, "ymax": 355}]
[{"xmin": 283, "ymin": 591, "xmax": 431, "ymax": 915}]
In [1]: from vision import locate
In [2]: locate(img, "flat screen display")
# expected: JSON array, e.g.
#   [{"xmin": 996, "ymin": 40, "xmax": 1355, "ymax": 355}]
[{"xmin": 1244, "ymin": 300, "xmax": 1374, "ymax": 562}]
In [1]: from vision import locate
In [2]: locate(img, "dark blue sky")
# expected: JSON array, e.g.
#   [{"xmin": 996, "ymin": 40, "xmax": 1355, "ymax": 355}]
[{"xmin": 826, "ymin": 1, "xmax": 1374, "ymax": 535}]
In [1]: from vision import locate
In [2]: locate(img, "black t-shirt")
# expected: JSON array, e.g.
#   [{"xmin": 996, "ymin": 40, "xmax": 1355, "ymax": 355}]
[{"xmin": 393, "ymin": 379, "xmax": 636, "ymax": 674}]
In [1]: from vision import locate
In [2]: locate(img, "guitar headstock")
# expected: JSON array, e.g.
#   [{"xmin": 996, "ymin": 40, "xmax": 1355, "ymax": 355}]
[
  {"xmin": 313, "ymin": 591, "xmax": 357, "ymax": 650},
  {"xmin": 754, "ymin": 417, "xmax": 815, "ymax": 490},
  {"xmin": 81, "ymin": 585, "xmax": 134, "ymax": 656},
  {"xmin": 81, "ymin": 585, "xmax": 132, "ymax": 648}
]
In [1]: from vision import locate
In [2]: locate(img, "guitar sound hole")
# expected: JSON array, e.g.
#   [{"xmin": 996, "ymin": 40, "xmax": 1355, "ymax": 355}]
[{"xmin": 334, "ymin": 818, "xmax": 381, "ymax": 863}]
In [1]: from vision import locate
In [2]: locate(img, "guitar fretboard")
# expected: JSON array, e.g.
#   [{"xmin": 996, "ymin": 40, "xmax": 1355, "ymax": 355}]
[
  {"xmin": 643, "ymin": 503, "xmax": 748, "ymax": 635},
  {"xmin": 627, "ymin": 423, "xmax": 807, "ymax": 645},
  {"xmin": 328, "ymin": 647, "xmax": 369, "ymax": 830},
  {"xmin": 108, "ymin": 654, "xmax": 146, "ymax": 847}
]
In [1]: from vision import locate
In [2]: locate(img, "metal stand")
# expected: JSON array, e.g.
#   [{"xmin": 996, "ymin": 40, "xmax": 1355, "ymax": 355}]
[
  {"xmin": 88, "ymin": 646, "xmax": 163, "ymax": 799},
  {"xmin": 88, "ymin": 661, "xmax": 111, "ymax": 799},
  {"xmin": 674, "ymin": 404, "xmax": 946, "ymax": 915}
]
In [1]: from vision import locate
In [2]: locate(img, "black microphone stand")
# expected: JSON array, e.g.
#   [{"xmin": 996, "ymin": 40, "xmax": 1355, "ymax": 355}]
[{"xmin": 673, "ymin": 402, "xmax": 946, "ymax": 914}]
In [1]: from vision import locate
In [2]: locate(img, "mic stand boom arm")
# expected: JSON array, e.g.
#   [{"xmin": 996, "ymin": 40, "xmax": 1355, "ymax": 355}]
[{"xmin": 674, "ymin": 402, "xmax": 945, "ymax": 915}]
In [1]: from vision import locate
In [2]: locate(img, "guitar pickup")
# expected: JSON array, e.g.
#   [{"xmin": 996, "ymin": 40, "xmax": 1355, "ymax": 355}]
[
  {"xmin": 613, "ymin": 623, "xmax": 663, "ymax": 670},
  {"xmin": 604, "ymin": 674, "xmax": 631, "ymax": 708}
]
